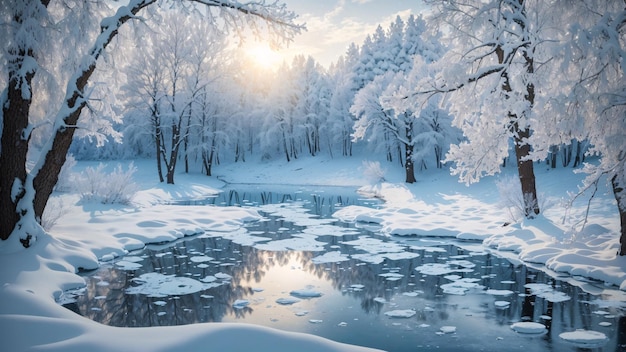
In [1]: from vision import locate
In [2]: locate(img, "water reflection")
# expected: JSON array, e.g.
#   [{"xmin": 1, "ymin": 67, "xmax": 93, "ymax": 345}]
[{"xmin": 64, "ymin": 188, "xmax": 626, "ymax": 352}]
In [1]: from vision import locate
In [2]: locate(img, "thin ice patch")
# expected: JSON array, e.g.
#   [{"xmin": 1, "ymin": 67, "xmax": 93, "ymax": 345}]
[
  {"xmin": 290, "ymin": 288, "xmax": 323, "ymax": 298},
  {"xmin": 384, "ymin": 309, "xmax": 416, "ymax": 318},
  {"xmin": 311, "ymin": 251, "xmax": 349, "ymax": 264},
  {"xmin": 415, "ymin": 263, "xmax": 456, "ymax": 276},
  {"xmin": 126, "ymin": 273, "xmax": 215, "ymax": 296},
  {"xmin": 559, "ymin": 330, "xmax": 608, "ymax": 348},
  {"xmin": 511, "ymin": 322, "xmax": 547, "ymax": 335},
  {"xmin": 524, "ymin": 283, "xmax": 571, "ymax": 302}
]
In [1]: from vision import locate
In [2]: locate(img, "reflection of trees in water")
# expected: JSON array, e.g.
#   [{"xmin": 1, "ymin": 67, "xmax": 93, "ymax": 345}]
[{"xmin": 69, "ymin": 203, "xmax": 622, "ymax": 347}]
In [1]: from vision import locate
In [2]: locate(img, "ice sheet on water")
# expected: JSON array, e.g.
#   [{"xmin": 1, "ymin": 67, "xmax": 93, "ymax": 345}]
[
  {"xmin": 303, "ymin": 224, "xmax": 360, "ymax": 237},
  {"xmin": 440, "ymin": 278, "xmax": 482, "ymax": 295},
  {"xmin": 559, "ymin": 329, "xmax": 608, "ymax": 348},
  {"xmin": 290, "ymin": 288, "xmax": 323, "ymax": 298},
  {"xmin": 439, "ymin": 326, "xmax": 456, "ymax": 334},
  {"xmin": 276, "ymin": 297, "xmax": 301, "ymax": 305},
  {"xmin": 510, "ymin": 322, "xmax": 547, "ymax": 335},
  {"xmin": 126, "ymin": 273, "xmax": 219, "ymax": 296},
  {"xmin": 494, "ymin": 301, "xmax": 510, "ymax": 309},
  {"xmin": 415, "ymin": 263, "xmax": 457, "ymax": 276},
  {"xmin": 485, "ymin": 289, "xmax": 514, "ymax": 296},
  {"xmin": 233, "ymin": 299, "xmax": 249, "ymax": 309},
  {"xmin": 379, "ymin": 272, "xmax": 404, "ymax": 281},
  {"xmin": 254, "ymin": 235, "xmax": 327, "ymax": 252},
  {"xmin": 311, "ymin": 251, "xmax": 349, "ymax": 264},
  {"xmin": 342, "ymin": 236, "xmax": 406, "ymax": 254},
  {"xmin": 190, "ymin": 256, "xmax": 213, "ymax": 263},
  {"xmin": 524, "ymin": 283, "xmax": 571, "ymax": 302},
  {"xmin": 115, "ymin": 260, "xmax": 143, "ymax": 270},
  {"xmin": 384, "ymin": 309, "xmax": 416, "ymax": 318}
]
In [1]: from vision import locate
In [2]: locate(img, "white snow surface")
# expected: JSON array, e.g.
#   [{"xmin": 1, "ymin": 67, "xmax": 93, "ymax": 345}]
[{"xmin": 1, "ymin": 156, "xmax": 625, "ymax": 351}]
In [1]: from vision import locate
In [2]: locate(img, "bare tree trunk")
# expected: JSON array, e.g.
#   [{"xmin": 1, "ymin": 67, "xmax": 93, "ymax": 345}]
[
  {"xmin": 0, "ymin": 58, "xmax": 34, "ymax": 240},
  {"xmin": 612, "ymin": 174, "xmax": 626, "ymax": 256},
  {"xmin": 404, "ymin": 118, "xmax": 416, "ymax": 184}
]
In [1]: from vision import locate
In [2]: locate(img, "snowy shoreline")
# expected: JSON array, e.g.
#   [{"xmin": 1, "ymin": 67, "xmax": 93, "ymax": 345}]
[{"xmin": 1, "ymin": 157, "xmax": 625, "ymax": 351}]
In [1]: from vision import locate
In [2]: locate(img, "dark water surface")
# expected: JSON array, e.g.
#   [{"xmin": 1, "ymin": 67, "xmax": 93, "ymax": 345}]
[{"xmin": 62, "ymin": 186, "xmax": 626, "ymax": 352}]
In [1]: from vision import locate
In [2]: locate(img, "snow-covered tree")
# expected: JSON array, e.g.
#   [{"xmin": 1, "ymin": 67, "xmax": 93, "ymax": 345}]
[
  {"xmin": 391, "ymin": 0, "xmax": 544, "ymax": 216},
  {"xmin": 352, "ymin": 15, "xmax": 449, "ymax": 183},
  {"xmin": 530, "ymin": 0, "xmax": 626, "ymax": 254},
  {"xmin": 0, "ymin": 0, "xmax": 303, "ymax": 248}
]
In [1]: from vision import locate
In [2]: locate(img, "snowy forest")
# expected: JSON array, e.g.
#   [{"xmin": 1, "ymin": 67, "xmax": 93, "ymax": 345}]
[{"xmin": 1, "ymin": 0, "xmax": 625, "ymax": 251}]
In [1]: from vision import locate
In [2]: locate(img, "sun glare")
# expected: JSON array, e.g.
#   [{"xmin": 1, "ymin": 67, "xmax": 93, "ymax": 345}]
[{"xmin": 245, "ymin": 43, "xmax": 284, "ymax": 70}]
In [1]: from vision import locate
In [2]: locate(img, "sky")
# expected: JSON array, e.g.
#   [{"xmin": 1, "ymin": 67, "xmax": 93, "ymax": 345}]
[{"xmin": 275, "ymin": 0, "xmax": 430, "ymax": 68}]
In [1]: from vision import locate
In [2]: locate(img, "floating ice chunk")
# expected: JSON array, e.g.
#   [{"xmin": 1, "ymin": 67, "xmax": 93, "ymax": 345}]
[
  {"xmin": 447, "ymin": 260, "xmax": 476, "ymax": 269},
  {"xmin": 153, "ymin": 300, "xmax": 167, "ymax": 306},
  {"xmin": 311, "ymin": 251, "xmax": 349, "ymax": 264},
  {"xmin": 338, "ymin": 322, "xmax": 348, "ymax": 326},
  {"xmin": 524, "ymin": 283, "xmax": 571, "ymax": 302},
  {"xmin": 342, "ymin": 236, "xmax": 406, "ymax": 254},
  {"xmin": 276, "ymin": 297, "xmax": 301, "ymax": 305},
  {"xmin": 115, "ymin": 260, "xmax": 142, "ymax": 270},
  {"xmin": 510, "ymin": 322, "xmax": 547, "ymax": 335},
  {"xmin": 309, "ymin": 319, "xmax": 323, "ymax": 324},
  {"xmin": 379, "ymin": 272, "xmax": 404, "ymax": 281},
  {"xmin": 494, "ymin": 301, "xmax": 510, "ymax": 309},
  {"xmin": 485, "ymin": 289, "xmax": 514, "ymax": 296},
  {"xmin": 384, "ymin": 309, "xmax": 416, "ymax": 318},
  {"xmin": 599, "ymin": 322, "xmax": 612, "ymax": 327},
  {"xmin": 415, "ymin": 263, "xmax": 456, "ymax": 276},
  {"xmin": 350, "ymin": 284, "xmax": 365, "ymax": 291},
  {"xmin": 190, "ymin": 256, "xmax": 213, "ymax": 263},
  {"xmin": 214, "ymin": 272, "xmax": 232, "ymax": 280},
  {"xmin": 127, "ymin": 273, "xmax": 209, "ymax": 296},
  {"xmin": 592, "ymin": 310, "xmax": 610, "ymax": 315},
  {"xmin": 559, "ymin": 329, "xmax": 608, "ymax": 348},
  {"xmin": 374, "ymin": 297, "xmax": 387, "ymax": 304},
  {"xmin": 233, "ymin": 299, "xmax": 249, "ymax": 309},
  {"xmin": 290, "ymin": 289, "xmax": 323, "ymax": 298},
  {"xmin": 402, "ymin": 291, "xmax": 419, "ymax": 297},
  {"xmin": 122, "ymin": 256, "xmax": 144, "ymax": 263},
  {"xmin": 200, "ymin": 276, "xmax": 217, "ymax": 283},
  {"xmin": 439, "ymin": 326, "xmax": 456, "ymax": 334},
  {"xmin": 295, "ymin": 311, "xmax": 309, "ymax": 316},
  {"xmin": 441, "ymin": 278, "xmax": 482, "ymax": 295}
]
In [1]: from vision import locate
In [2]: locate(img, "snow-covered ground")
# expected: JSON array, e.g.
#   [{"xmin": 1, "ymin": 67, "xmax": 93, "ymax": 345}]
[{"xmin": 1, "ymin": 155, "xmax": 624, "ymax": 351}]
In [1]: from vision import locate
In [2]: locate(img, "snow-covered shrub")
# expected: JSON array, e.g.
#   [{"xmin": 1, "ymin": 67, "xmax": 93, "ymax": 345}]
[
  {"xmin": 78, "ymin": 163, "xmax": 138, "ymax": 205},
  {"xmin": 496, "ymin": 175, "xmax": 546, "ymax": 223},
  {"xmin": 496, "ymin": 175, "xmax": 527, "ymax": 223},
  {"xmin": 54, "ymin": 154, "xmax": 77, "ymax": 192},
  {"xmin": 41, "ymin": 197, "xmax": 70, "ymax": 231},
  {"xmin": 361, "ymin": 160, "xmax": 386, "ymax": 184}
]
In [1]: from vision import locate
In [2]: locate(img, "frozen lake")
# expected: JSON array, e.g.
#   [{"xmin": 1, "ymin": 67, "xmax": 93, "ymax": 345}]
[{"xmin": 61, "ymin": 186, "xmax": 626, "ymax": 351}]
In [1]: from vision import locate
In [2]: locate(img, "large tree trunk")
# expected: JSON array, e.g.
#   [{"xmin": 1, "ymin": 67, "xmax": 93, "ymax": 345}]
[
  {"xmin": 0, "ymin": 52, "xmax": 34, "ymax": 240},
  {"xmin": 1, "ymin": 1, "xmax": 155, "ymax": 247},
  {"xmin": 612, "ymin": 174, "xmax": 626, "ymax": 256},
  {"xmin": 514, "ymin": 128, "xmax": 540, "ymax": 217}
]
